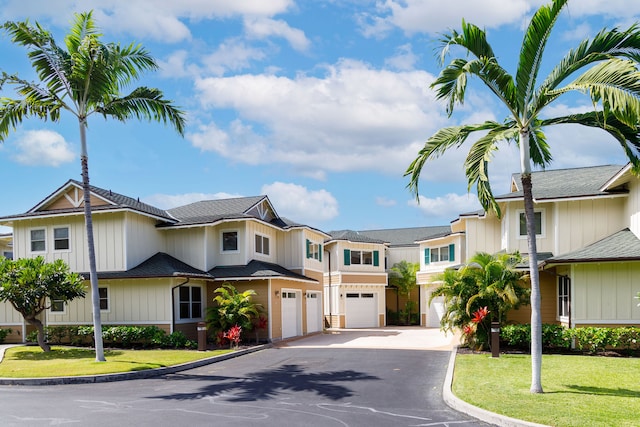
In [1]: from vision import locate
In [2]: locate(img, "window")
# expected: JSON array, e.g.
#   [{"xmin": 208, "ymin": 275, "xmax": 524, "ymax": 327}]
[
  {"xmin": 99, "ymin": 287, "xmax": 109, "ymax": 311},
  {"xmin": 519, "ymin": 211, "xmax": 543, "ymax": 236},
  {"xmin": 222, "ymin": 231, "xmax": 238, "ymax": 252},
  {"xmin": 30, "ymin": 229, "xmax": 45, "ymax": 252},
  {"xmin": 54, "ymin": 227, "xmax": 70, "ymax": 251},
  {"xmin": 2, "ymin": 251, "xmax": 12, "ymax": 260},
  {"xmin": 343, "ymin": 249, "xmax": 379, "ymax": 266},
  {"xmin": 558, "ymin": 276, "xmax": 570, "ymax": 318},
  {"xmin": 255, "ymin": 234, "xmax": 270, "ymax": 255},
  {"xmin": 306, "ymin": 240, "xmax": 322, "ymax": 261},
  {"xmin": 179, "ymin": 286, "xmax": 202, "ymax": 319},
  {"xmin": 50, "ymin": 297, "xmax": 64, "ymax": 313},
  {"xmin": 425, "ymin": 245, "xmax": 454, "ymax": 264}
]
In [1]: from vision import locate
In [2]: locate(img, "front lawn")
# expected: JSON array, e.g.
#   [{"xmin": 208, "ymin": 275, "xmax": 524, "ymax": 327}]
[
  {"xmin": 0, "ymin": 346, "xmax": 231, "ymax": 377},
  {"xmin": 453, "ymin": 353, "xmax": 640, "ymax": 427}
]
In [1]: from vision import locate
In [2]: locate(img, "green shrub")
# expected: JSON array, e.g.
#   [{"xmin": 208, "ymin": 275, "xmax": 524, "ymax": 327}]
[
  {"xmin": 500, "ymin": 324, "xmax": 570, "ymax": 350},
  {"xmin": 0, "ymin": 328, "xmax": 11, "ymax": 343},
  {"xmin": 569, "ymin": 327, "xmax": 614, "ymax": 353},
  {"xmin": 611, "ymin": 327, "xmax": 640, "ymax": 354}
]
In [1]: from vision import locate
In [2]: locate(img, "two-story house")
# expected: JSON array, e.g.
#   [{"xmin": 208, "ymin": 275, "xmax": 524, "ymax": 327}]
[
  {"xmin": 0, "ymin": 180, "xmax": 327, "ymax": 343},
  {"xmin": 450, "ymin": 164, "xmax": 640, "ymax": 328}
]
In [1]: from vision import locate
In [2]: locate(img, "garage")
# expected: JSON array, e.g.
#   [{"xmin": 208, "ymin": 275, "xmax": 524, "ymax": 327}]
[
  {"xmin": 345, "ymin": 292, "xmax": 378, "ymax": 328},
  {"xmin": 281, "ymin": 290, "xmax": 302, "ymax": 338},
  {"xmin": 305, "ymin": 291, "xmax": 322, "ymax": 333}
]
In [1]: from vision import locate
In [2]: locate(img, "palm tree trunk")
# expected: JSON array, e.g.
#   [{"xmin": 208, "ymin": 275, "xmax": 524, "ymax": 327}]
[
  {"xmin": 79, "ymin": 120, "xmax": 106, "ymax": 362},
  {"xmin": 520, "ymin": 129, "xmax": 543, "ymax": 393}
]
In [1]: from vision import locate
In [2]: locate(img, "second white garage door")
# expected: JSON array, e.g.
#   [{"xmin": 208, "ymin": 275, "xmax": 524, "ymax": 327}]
[{"xmin": 345, "ymin": 292, "xmax": 378, "ymax": 328}]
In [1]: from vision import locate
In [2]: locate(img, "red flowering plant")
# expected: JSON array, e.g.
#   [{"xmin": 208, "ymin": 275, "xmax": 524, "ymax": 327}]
[
  {"xmin": 253, "ymin": 315, "xmax": 268, "ymax": 344},
  {"xmin": 462, "ymin": 306, "xmax": 490, "ymax": 351},
  {"xmin": 224, "ymin": 325, "xmax": 242, "ymax": 349}
]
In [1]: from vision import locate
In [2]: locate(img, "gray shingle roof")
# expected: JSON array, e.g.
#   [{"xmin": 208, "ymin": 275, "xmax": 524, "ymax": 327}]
[
  {"xmin": 544, "ymin": 228, "xmax": 640, "ymax": 264},
  {"xmin": 166, "ymin": 196, "xmax": 267, "ymax": 226},
  {"xmin": 209, "ymin": 260, "xmax": 316, "ymax": 282},
  {"xmin": 327, "ymin": 230, "xmax": 387, "ymax": 244},
  {"xmin": 91, "ymin": 252, "xmax": 210, "ymax": 279},
  {"xmin": 358, "ymin": 226, "xmax": 452, "ymax": 246},
  {"xmin": 496, "ymin": 165, "xmax": 626, "ymax": 201}
]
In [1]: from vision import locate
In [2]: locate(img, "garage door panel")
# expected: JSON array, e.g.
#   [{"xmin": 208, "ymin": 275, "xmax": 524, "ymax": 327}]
[
  {"xmin": 282, "ymin": 291, "xmax": 300, "ymax": 338},
  {"xmin": 345, "ymin": 292, "xmax": 377, "ymax": 328}
]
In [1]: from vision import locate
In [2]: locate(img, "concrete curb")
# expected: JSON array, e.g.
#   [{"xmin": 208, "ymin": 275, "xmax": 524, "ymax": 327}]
[
  {"xmin": 0, "ymin": 344, "xmax": 271, "ymax": 386},
  {"xmin": 443, "ymin": 347, "xmax": 550, "ymax": 427}
]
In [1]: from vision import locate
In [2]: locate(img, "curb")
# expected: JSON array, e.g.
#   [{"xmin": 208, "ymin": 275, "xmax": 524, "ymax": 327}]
[
  {"xmin": 443, "ymin": 347, "xmax": 550, "ymax": 427},
  {"xmin": 0, "ymin": 344, "xmax": 271, "ymax": 386}
]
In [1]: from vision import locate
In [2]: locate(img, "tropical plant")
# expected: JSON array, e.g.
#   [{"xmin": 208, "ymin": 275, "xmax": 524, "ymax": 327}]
[
  {"xmin": 0, "ymin": 12, "xmax": 186, "ymax": 361},
  {"xmin": 388, "ymin": 261, "xmax": 419, "ymax": 325},
  {"xmin": 224, "ymin": 325, "xmax": 243, "ymax": 349},
  {"xmin": 0, "ymin": 256, "xmax": 85, "ymax": 351},
  {"xmin": 429, "ymin": 251, "xmax": 529, "ymax": 350},
  {"xmin": 407, "ymin": 0, "xmax": 640, "ymax": 392},
  {"xmin": 206, "ymin": 283, "xmax": 261, "ymax": 336}
]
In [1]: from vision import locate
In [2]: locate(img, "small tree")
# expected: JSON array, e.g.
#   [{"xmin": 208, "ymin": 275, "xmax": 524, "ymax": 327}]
[
  {"xmin": 0, "ymin": 256, "xmax": 85, "ymax": 351},
  {"xmin": 430, "ymin": 252, "xmax": 529, "ymax": 350},
  {"xmin": 388, "ymin": 261, "xmax": 419, "ymax": 325},
  {"xmin": 206, "ymin": 283, "xmax": 261, "ymax": 339}
]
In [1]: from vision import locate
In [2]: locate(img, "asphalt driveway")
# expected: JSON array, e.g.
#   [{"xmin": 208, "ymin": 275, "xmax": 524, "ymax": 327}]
[{"xmin": 0, "ymin": 328, "xmax": 489, "ymax": 426}]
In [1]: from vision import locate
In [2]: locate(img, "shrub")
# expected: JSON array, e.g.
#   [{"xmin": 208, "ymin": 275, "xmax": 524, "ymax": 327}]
[
  {"xmin": 500, "ymin": 324, "xmax": 570, "ymax": 350},
  {"xmin": 569, "ymin": 327, "xmax": 614, "ymax": 353},
  {"xmin": 0, "ymin": 328, "xmax": 11, "ymax": 343}
]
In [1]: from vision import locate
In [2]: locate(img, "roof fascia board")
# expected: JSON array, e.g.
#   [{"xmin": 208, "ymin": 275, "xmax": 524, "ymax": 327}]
[
  {"xmin": 497, "ymin": 193, "xmax": 628, "ymax": 203},
  {"xmin": 415, "ymin": 231, "xmax": 464, "ymax": 244},
  {"xmin": 29, "ymin": 181, "xmax": 115, "ymax": 213},
  {"xmin": 212, "ymin": 276, "xmax": 317, "ymax": 284},
  {"xmin": 4, "ymin": 208, "xmax": 175, "ymax": 224},
  {"xmin": 599, "ymin": 164, "xmax": 632, "ymax": 192}
]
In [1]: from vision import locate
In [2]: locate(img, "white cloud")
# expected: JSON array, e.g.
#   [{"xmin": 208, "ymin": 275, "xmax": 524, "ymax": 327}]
[
  {"xmin": 190, "ymin": 60, "xmax": 445, "ymax": 177},
  {"xmin": 376, "ymin": 197, "xmax": 397, "ymax": 207},
  {"xmin": 244, "ymin": 17, "xmax": 310, "ymax": 52},
  {"xmin": 261, "ymin": 182, "xmax": 339, "ymax": 224},
  {"xmin": 11, "ymin": 130, "xmax": 75, "ymax": 167},
  {"xmin": 409, "ymin": 192, "xmax": 482, "ymax": 221},
  {"xmin": 384, "ymin": 44, "xmax": 418, "ymax": 71},
  {"xmin": 143, "ymin": 191, "xmax": 243, "ymax": 209},
  {"xmin": 201, "ymin": 39, "xmax": 268, "ymax": 76}
]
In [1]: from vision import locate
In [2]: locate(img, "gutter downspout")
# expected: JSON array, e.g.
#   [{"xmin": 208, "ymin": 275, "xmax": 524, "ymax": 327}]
[
  {"xmin": 171, "ymin": 277, "xmax": 190, "ymax": 334},
  {"xmin": 325, "ymin": 249, "xmax": 332, "ymax": 328}
]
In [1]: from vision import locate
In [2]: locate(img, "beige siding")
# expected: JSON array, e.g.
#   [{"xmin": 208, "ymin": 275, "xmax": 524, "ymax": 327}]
[
  {"xmin": 464, "ymin": 215, "xmax": 502, "ymax": 257},
  {"xmin": 47, "ymin": 278, "xmax": 173, "ymax": 324},
  {"xmin": 165, "ymin": 227, "xmax": 206, "ymax": 270},
  {"xmin": 573, "ymin": 263, "xmax": 640, "ymax": 324},
  {"xmin": 332, "ymin": 241, "xmax": 386, "ymax": 274},
  {"xmin": 210, "ymin": 222, "xmax": 248, "ymax": 267},
  {"xmin": 301, "ymin": 229, "xmax": 326, "ymax": 273},
  {"xmin": 0, "ymin": 301, "xmax": 22, "ymax": 324},
  {"xmin": 125, "ymin": 213, "xmax": 165, "ymax": 269},
  {"xmin": 246, "ymin": 221, "xmax": 278, "ymax": 264},
  {"xmin": 387, "ymin": 247, "xmax": 419, "ymax": 268}
]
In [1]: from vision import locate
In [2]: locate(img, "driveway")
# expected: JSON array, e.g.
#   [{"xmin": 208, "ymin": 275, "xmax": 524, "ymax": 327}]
[{"xmin": 0, "ymin": 328, "xmax": 488, "ymax": 426}]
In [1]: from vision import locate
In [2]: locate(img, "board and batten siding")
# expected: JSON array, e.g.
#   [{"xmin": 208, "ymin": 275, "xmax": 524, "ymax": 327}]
[
  {"xmin": 247, "ymin": 221, "xmax": 277, "ymax": 263},
  {"xmin": 165, "ymin": 227, "xmax": 206, "ymax": 271},
  {"xmin": 463, "ymin": 215, "xmax": 502, "ymax": 259},
  {"xmin": 0, "ymin": 301, "xmax": 22, "ymax": 324},
  {"xmin": 125, "ymin": 212, "xmax": 166, "ymax": 270},
  {"xmin": 209, "ymin": 222, "xmax": 247, "ymax": 268},
  {"xmin": 12, "ymin": 212, "xmax": 126, "ymax": 272},
  {"xmin": 47, "ymin": 278, "xmax": 173, "ymax": 325},
  {"xmin": 573, "ymin": 263, "xmax": 640, "ymax": 324},
  {"xmin": 387, "ymin": 247, "xmax": 418, "ymax": 268}
]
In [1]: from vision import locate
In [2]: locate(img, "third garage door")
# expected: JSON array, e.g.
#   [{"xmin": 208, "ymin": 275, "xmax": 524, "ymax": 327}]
[{"xmin": 345, "ymin": 292, "xmax": 378, "ymax": 328}]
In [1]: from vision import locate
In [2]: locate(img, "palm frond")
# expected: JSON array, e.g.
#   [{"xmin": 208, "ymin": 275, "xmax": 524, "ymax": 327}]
[
  {"xmin": 515, "ymin": 0, "xmax": 568, "ymax": 113},
  {"xmin": 64, "ymin": 11, "xmax": 100, "ymax": 54},
  {"xmin": 96, "ymin": 87, "xmax": 186, "ymax": 135},
  {"xmin": 405, "ymin": 122, "xmax": 500, "ymax": 198}
]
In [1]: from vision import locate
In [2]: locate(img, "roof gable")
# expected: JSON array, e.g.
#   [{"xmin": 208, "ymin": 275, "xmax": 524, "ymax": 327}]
[{"xmin": 166, "ymin": 195, "xmax": 276, "ymax": 226}]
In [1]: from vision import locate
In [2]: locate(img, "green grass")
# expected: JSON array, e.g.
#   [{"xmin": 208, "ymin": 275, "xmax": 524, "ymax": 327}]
[
  {"xmin": 0, "ymin": 346, "xmax": 232, "ymax": 378},
  {"xmin": 453, "ymin": 353, "xmax": 640, "ymax": 427}
]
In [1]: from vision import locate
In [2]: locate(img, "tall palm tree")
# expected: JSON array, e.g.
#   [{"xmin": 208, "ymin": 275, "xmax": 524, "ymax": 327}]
[
  {"xmin": 0, "ymin": 12, "xmax": 186, "ymax": 361},
  {"xmin": 407, "ymin": 0, "xmax": 640, "ymax": 392}
]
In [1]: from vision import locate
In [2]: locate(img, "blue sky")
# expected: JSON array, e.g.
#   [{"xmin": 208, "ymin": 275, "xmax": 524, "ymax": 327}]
[{"xmin": 0, "ymin": 0, "xmax": 637, "ymax": 234}]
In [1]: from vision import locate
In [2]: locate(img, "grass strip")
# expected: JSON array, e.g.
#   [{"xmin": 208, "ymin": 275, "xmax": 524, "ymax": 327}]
[
  {"xmin": 0, "ymin": 346, "xmax": 232, "ymax": 378},
  {"xmin": 453, "ymin": 353, "xmax": 640, "ymax": 427}
]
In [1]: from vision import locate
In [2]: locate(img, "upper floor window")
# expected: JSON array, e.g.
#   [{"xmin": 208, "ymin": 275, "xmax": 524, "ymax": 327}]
[
  {"xmin": 343, "ymin": 249, "xmax": 379, "ymax": 267},
  {"xmin": 30, "ymin": 229, "xmax": 46, "ymax": 252},
  {"xmin": 424, "ymin": 244, "xmax": 455, "ymax": 265},
  {"xmin": 179, "ymin": 286, "xmax": 202, "ymax": 319},
  {"xmin": 54, "ymin": 227, "xmax": 70, "ymax": 251},
  {"xmin": 306, "ymin": 240, "xmax": 322, "ymax": 261},
  {"xmin": 222, "ymin": 231, "xmax": 238, "ymax": 252},
  {"xmin": 558, "ymin": 276, "xmax": 570, "ymax": 318},
  {"xmin": 255, "ymin": 234, "xmax": 270, "ymax": 255},
  {"xmin": 519, "ymin": 210, "xmax": 543, "ymax": 237}
]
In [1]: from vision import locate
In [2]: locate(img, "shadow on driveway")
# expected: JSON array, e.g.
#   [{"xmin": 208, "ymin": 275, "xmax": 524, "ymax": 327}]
[{"xmin": 152, "ymin": 364, "xmax": 379, "ymax": 402}]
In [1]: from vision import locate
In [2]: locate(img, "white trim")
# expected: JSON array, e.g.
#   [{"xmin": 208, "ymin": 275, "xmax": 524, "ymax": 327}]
[
  {"xmin": 52, "ymin": 225, "xmax": 71, "ymax": 253},
  {"xmin": 98, "ymin": 285, "xmax": 110, "ymax": 313},
  {"xmin": 572, "ymin": 320, "xmax": 640, "ymax": 325},
  {"xmin": 599, "ymin": 163, "xmax": 631, "ymax": 192},
  {"xmin": 48, "ymin": 296, "xmax": 67, "ymax": 315},
  {"xmin": 254, "ymin": 232, "xmax": 271, "ymax": 257},
  {"xmin": 8, "ymin": 208, "xmax": 174, "ymax": 224},
  {"xmin": 220, "ymin": 229, "xmax": 240, "ymax": 254},
  {"xmin": 497, "ymin": 193, "xmax": 627, "ymax": 203},
  {"xmin": 175, "ymin": 283, "xmax": 204, "ymax": 322},
  {"xmin": 516, "ymin": 208, "xmax": 546, "ymax": 239},
  {"xmin": 29, "ymin": 227, "xmax": 46, "ymax": 253},
  {"xmin": 213, "ymin": 276, "xmax": 318, "ymax": 284}
]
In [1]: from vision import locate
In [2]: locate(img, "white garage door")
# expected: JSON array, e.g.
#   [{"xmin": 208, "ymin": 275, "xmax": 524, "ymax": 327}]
[
  {"xmin": 282, "ymin": 290, "xmax": 301, "ymax": 338},
  {"xmin": 427, "ymin": 296, "xmax": 445, "ymax": 327},
  {"xmin": 345, "ymin": 292, "xmax": 378, "ymax": 328},
  {"xmin": 306, "ymin": 292, "xmax": 322, "ymax": 333}
]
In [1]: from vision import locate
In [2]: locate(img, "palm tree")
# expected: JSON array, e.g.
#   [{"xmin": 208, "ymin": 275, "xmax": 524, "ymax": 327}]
[
  {"xmin": 406, "ymin": 0, "xmax": 640, "ymax": 392},
  {"xmin": 388, "ymin": 261, "xmax": 419, "ymax": 324},
  {"xmin": 0, "ymin": 12, "xmax": 186, "ymax": 361}
]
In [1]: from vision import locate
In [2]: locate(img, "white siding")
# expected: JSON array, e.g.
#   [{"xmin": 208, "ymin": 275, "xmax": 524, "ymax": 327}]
[
  {"xmin": 0, "ymin": 301, "xmax": 23, "ymax": 324},
  {"xmin": 165, "ymin": 227, "xmax": 205, "ymax": 270},
  {"xmin": 125, "ymin": 212, "xmax": 165, "ymax": 269},
  {"xmin": 627, "ymin": 179, "xmax": 640, "ymax": 236},
  {"xmin": 464, "ymin": 215, "xmax": 502, "ymax": 257}
]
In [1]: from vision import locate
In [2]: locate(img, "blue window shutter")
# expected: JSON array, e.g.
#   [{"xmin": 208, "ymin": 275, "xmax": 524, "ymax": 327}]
[
  {"xmin": 373, "ymin": 250, "xmax": 379, "ymax": 267},
  {"xmin": 344, "ymin": 249, "xmax": 351, "ymax": 266},
  {"xmin": 424, "ymin": 248, "xmax": 430, "ymax": 265},
  {"xmin": 319, "ymin": 244, "xmax": 323, "ymax": 262},
  {"xmin": 306, "ymin": 239, "xmax": 310, "ymax": 258},
  {"xmin": 449, "ymin": 244, "xmax": 455, "ymax": 262}
]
